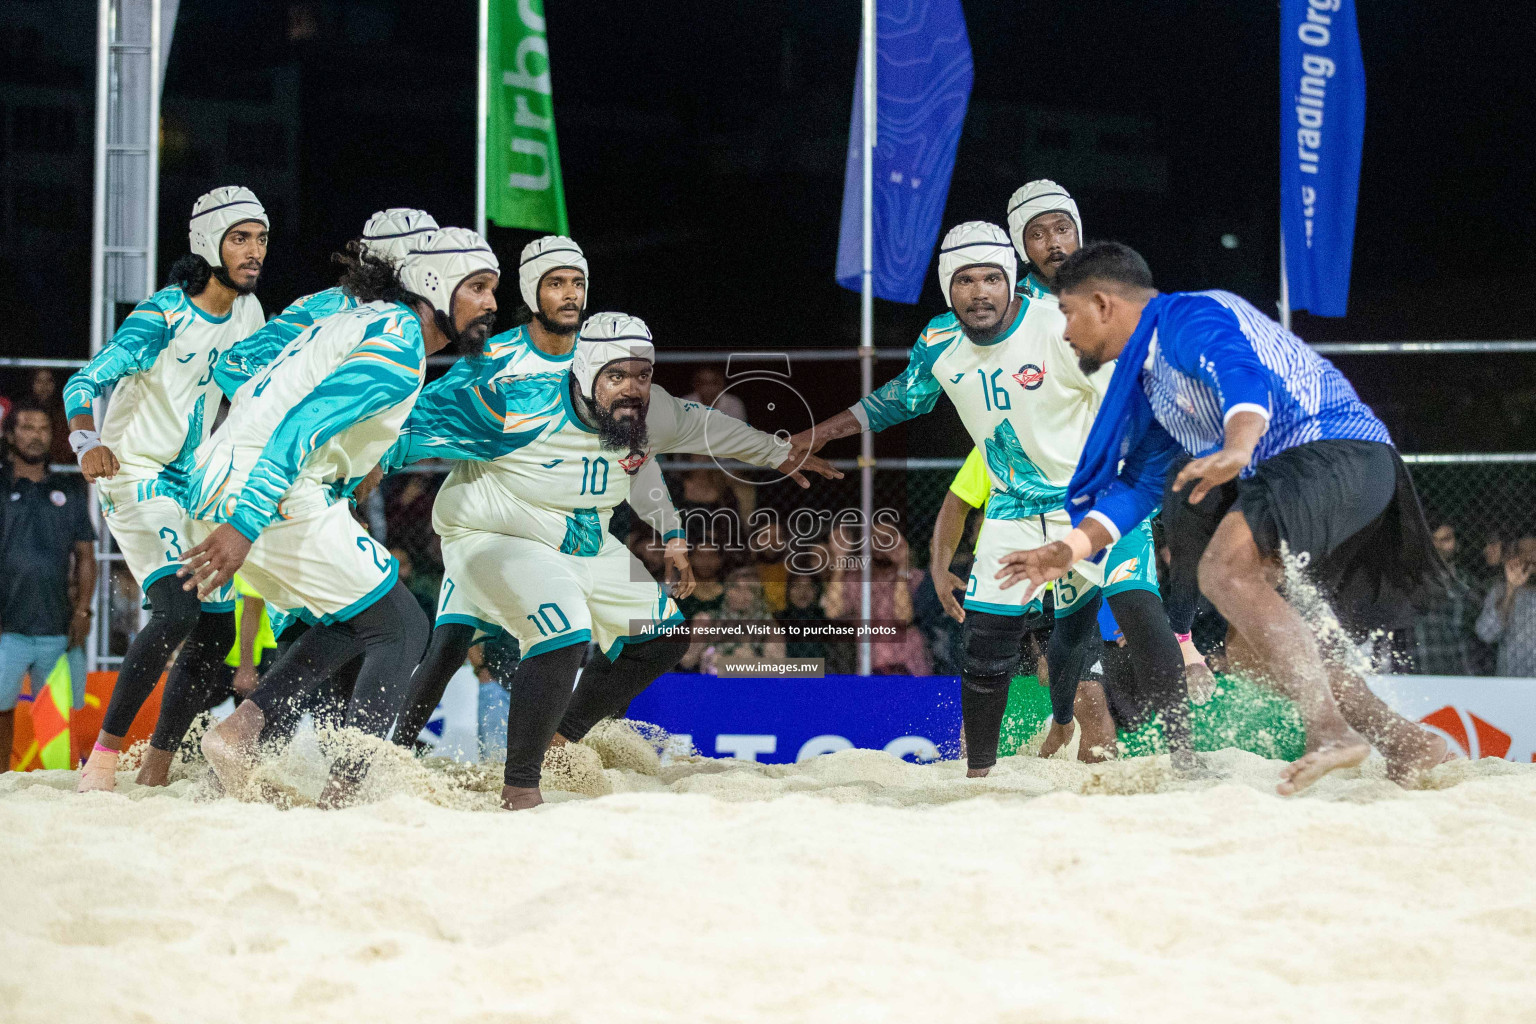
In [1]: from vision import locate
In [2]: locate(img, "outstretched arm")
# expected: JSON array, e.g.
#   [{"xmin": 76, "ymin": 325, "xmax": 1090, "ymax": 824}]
[{"xmin": 656, "ymin": 390, "xmax": 842, "ymax": 489}]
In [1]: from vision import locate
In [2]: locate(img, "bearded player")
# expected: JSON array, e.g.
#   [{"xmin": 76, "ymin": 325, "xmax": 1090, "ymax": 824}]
[
  {"xmin": 178, "ymin": 228, "xmax": 499, "ymax": 806},
  {"xmin": 391, "ymin": 235, "xmax": 696, "ymax": 748},
  {"xmin": 378, "ymin": 312, "xmax": 839, "ymax": 809}
]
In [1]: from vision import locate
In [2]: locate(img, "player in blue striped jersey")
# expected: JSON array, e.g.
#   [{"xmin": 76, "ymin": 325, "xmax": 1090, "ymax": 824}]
[
  {"xmin": 998, "ymin": 242, "xmax": 1450, "ymax": 794},
  {"xmin": 67, "ymin": 186, "xmax": 269, "ymax": 792},
  {"xmin": 212, "ymin": 208, "xmax": 438, "ymax": 398}
]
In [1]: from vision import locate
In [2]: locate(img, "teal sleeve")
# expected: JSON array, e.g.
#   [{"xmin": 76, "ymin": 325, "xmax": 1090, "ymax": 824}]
[
  {"xmin": 857, "ymin": 342, "xmax": 944, "ymax": 432},
  {"xmin": 215, "ymin": 311, "xmax": 310, "ymax": 398},
  {"xmin": 63, "ymin": 299, "xmax": 171, "ymax": 418},
  {"xmin": 379, "ymin": 371, "xmax": 565, "ymax": 475},
  {"xmin": 226, "ymin": 333, "xmax": 423, "ymax": 541}
]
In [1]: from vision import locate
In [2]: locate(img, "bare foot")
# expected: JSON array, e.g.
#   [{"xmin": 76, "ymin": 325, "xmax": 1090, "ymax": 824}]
[
  {"xmin": 1385, "ymin": 730, "xmax": 1449, "ymax": 789},
  {"xmin": 965, "ymin": 766, "xmax": 991, "ymax": 778},
  {"xmin": 1080, "ymin": 741, "xmax": 1118, "ymax": 764},
  {"xmin": 501, "ymin": 784, "xmax": 544, "ymax": 810},
  {"xmin": 202, "ymin": 703, "xmax": 266, "ymax": 799},
  {"xmin": 1183, "ymin": 661, "xmax": 1217, "ymax": 706},
  {"xmin": 135, "ymin": 746, "xmax": 175, "ymax": 787},
  {"xmin": 76, "ymin": 746, "xmax": 119, "ymax": 793},
  {"xmin": 1276, "ymin": 729, "xmax": 1370, "ymax": 796},
  {"xmin": 1037, "ymin": 720, "xmax": 1075, "ymax": 759}
]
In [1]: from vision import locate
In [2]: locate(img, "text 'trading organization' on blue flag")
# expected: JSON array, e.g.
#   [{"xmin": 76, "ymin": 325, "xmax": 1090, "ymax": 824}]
[
  {"xmin": 836, "ymin": 0, "xmax": 974, "ymax": 305},
  {"xmin": 1281, "ymin": 0, "xmax": 1366, "ymax": 317}
]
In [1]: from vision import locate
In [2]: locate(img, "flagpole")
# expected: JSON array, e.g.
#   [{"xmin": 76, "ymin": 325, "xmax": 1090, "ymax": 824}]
[
  {"xmin": 857, "ymin": 0, "xmax": 876, "ymax": 677},
  {"xmin": 475, "ymin": 0, "xmax": 489, "ymax": 238},
  {"xmin": 1279, "ymin": 228, "xmax": 1292, "ymax": 331}
]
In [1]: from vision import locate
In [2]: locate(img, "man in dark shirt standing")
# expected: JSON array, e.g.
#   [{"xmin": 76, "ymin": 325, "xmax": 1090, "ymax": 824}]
[{"xmin": 1, "ymin": 396, "xmax": 97, "ymax": 767}]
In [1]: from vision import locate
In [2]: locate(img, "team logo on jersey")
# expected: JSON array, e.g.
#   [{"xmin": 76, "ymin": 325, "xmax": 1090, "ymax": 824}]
[
  {"xmin": 618, "ymin": 451, "xmax": 650, "ymax": 475},
  {"xmin": 541, "ymin": 458, "xmax": 564, "ymax": 468},
  {"xmin": 948, "ymin": 372, "xmax": 966, "ymax": 384},
  {"xmin": 1012, "ymin": 364, "xmax": 1046, "ymax": 390},
  {"xmin": 1106, "ymin": 558, "xmax": 1140, "ymax": 586}
]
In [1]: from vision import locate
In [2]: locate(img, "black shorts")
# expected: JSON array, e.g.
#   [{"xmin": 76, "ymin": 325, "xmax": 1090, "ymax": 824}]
[{"xmin": 1163, "ymin": 439, "xmax": 1448, "ymax": 636}]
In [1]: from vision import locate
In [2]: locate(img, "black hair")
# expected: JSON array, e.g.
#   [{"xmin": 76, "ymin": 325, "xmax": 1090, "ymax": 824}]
[
  {"xmin": 332, "ymin": 240, "xmax": 414, "ymax": 304},
  {"xmin": 5, "ymin": 393, "xmax": 51, "ymax": 434},
  {"xmin": 1051, "ymin": 241, "xmax": 1156, "ymax": 295},
  {"xmin": 508, "ymin": 301, "xmax": 535, "ymax": 327},
  {"xmin": 167, "ymin": 253, "xmax": 213, "ymax": 296}
]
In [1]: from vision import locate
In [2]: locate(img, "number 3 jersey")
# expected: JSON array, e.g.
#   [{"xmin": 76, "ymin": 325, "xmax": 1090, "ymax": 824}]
[
  {"xmin": 852, "ymin": 289, "xmax": 1111, "ymax": 520},
  {"xmin": 379, "ymin": 371, "xmax": 790, "ymax": 555},
  {"xmin": 63, "ymin": 285, "xmax": 265, "ymax": 504},
  {"xmin": 185, "ymin": 300, "xmax": 426, "ymax": 540}
]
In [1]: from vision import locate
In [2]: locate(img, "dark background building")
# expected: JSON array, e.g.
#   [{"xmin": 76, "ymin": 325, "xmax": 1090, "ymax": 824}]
[{"xmin": 2, "ymin": 0, "xmax": 1533, "ymax": 456}]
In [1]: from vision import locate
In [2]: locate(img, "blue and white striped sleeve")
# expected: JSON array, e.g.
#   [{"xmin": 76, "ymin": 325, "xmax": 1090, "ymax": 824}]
[
  {"xmin": 1160, "ymin": 295, "xmax": 1273, "ymax": 427},
  {"xmin": 63, "ymin": 298, "xmax": 172, "ymax": 418},
  {"xmin": 227, "ymin": 327, "xmax": 422, "ymax": 540}
]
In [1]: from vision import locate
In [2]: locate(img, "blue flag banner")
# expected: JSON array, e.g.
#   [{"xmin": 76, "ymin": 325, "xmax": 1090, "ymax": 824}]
[
  {"xmin": 1281, "ymin": 0, "xmax": 1366, "ymax": 317},
  {"xmin": 836, "ymin": 0, "xmax": 973, "ymax": 305}
]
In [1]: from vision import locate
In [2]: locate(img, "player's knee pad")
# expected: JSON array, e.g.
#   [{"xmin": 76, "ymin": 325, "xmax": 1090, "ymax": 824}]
[
  {"xmin": 961, "ymin": 612, "xmax": 1025, "ymax": 693},
  {"xmin": 144, "ymin": 576, "xmax": 202, "ymax": 636}
]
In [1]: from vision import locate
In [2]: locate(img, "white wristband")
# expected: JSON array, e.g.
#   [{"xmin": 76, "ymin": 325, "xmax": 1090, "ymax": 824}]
[
  {"xmin": 69, "ymin": 429, "xmax": 102, "ymax": 461},
  {"xmin": 1064, "ymin": 528, "xmax": 1096, "ymax": 564}
]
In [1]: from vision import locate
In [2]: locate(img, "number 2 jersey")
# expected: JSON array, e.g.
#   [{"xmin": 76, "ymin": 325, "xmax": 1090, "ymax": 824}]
[
  {"xmin": 63, "ymin": 285, "xmax": 266, "ymax": 505},
  {"xmin": 852, "ymin": 284, "xmax": 1111, "ymax": 521},
  {"xmin": 185, "ymin": 300, "xmax": 427, "ymax": 540},
  {"xmin": 379, "ymin": 367, "xmax": 790, "ymax": 555}
]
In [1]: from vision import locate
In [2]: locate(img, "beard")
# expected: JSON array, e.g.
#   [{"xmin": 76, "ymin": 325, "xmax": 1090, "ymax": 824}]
[
  {"xmin": 593, "ymin": 398, "xmax": 650, "ymax": 454},
  {"xmin": 1077, "ymin": 352, "xmax": 1103, "ymax": 376},
  {"xmin": 213, "ymin": 265, "xmax": 259, "ymax": 296},
  {"xmin": 454, "ymin": 312, "xmax": 498, "ymax": 358},
  {"xmin": 535, "ymin": 307, "xmax": 581, "ymax": 336},
  {"xmin": 11, "ymin": 444, "xmax": 47, "ymax": 466}
]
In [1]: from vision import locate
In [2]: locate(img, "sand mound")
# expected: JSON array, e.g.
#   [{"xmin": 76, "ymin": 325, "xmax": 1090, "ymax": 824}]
[{"xmin": 4, "ymin": 730, "xmax": 1535, "ymax": 1024}]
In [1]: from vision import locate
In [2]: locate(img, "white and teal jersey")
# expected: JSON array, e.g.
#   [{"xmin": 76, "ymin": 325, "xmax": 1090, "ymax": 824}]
[
  {"xmin": 64, "ymin": 286, "xmax": 265, "ymax": 504},
  {"xmin": 381, "ymin": 378, "xmax": 787, "ymax": 555},
  {"xmin": 214, "ymin": 285, "xmax": 359, "ymax": 398},
  {"xmin": 186, "ymin": 300, "xmax": 426, "ymax": 541},
  {"xmin": 1017, "ymin": 269, "xmax": 1053, "ymax": 301},
  {"xmin": 853, "ymin": 291, "xmax": 1110, "ymax": 521}
]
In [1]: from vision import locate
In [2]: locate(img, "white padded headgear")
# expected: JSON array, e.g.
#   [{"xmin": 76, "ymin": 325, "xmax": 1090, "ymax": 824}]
[
  {"xmin": 188, "ymin": 186, "xmax": 267, "ymax": 267},
  {"xmin": 573, "ymin": 313, "xmax": 654, "ymax": 401},
  {"xmin": 361, "ymin": 208, "xmax": 438, "ymax": 263},
  {"xmin": 1005, "ymin": 179, "xmax": 1083, "ymax": 265},
  {"xmin": 937, "ymin": 222, "xmax": 1017, "ymax": 307},
  {"xmin": 398, "ymin": 228, "xmax": 500, "ymax": 319},
  {"xmin": 519, "ymin": 235, "xmax": 588, "ymax": 312}
]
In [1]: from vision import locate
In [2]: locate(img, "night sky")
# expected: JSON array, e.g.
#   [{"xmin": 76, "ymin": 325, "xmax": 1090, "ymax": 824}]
[{"xmin": 6, "ymin": 0, "xmax": 1535, "ymax": 453}]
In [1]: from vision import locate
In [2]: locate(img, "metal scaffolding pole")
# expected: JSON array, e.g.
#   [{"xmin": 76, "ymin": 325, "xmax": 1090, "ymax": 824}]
[{"xmin": 88, "ymin": 0, "xmax": 163, "ymax": 672}]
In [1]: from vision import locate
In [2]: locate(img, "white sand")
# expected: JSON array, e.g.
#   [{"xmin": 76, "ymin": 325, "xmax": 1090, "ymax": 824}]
[{"xmin": 3, "ymin": 725, "xmax": 1535, "ymax": 1024}]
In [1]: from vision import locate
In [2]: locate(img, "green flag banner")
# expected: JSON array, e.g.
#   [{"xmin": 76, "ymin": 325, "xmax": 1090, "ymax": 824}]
[{"xmin": 486, "ymin": 0, "xmax": 568, "ymax": 233}]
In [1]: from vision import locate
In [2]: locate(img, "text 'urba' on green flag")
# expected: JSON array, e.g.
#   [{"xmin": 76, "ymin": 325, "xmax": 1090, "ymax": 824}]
[{"xmin": 487, "ymin": 0, "xmax": 568, "ymax": 233}]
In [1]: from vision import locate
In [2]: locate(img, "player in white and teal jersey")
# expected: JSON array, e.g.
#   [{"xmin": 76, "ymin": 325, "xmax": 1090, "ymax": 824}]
[
  {"xmin": 180, "ymin": 228, "xmax": 500, "ymax": 807},
  {"xmin": 213, "ymin": 208, "xmax": 439, "ymax": 398},
  {"xmin": 66, "ymin": 186, "xmax": 269, "ymax": 792},
  {"xmin": 391, "ymin": 235, "xmax": 699, "ymax": 750},
  {"xmin": 380, "ymin": 312, "xmax": 839, "ymax": 809},
  {"xmin": 794, "ymin": 215, "xmax": 1198, "ymax": 776}
]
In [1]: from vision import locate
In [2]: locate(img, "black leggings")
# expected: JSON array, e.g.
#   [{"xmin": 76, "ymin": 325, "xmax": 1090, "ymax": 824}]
[
  {"xmin": 393, "ymin": 623, "xmax": 477, "ymax": 749},
  {"xmin": 503, "ymin": 635, "xmax": 687, "ymax": 788},
  {"xmin": 102, "ymin": 577, "xmax": 205, "ymax": 739},
  {"xmin": 1048, "ymin": 588, "xmax": 1193, "ymax": 752},
  {"xmin": 246, "ymin": 582, "xmax": 428, "ymax": 762},
  {"xmin": 148, "ymin": 608, "xmax": 237, "ymax": 752}
]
